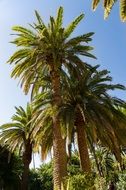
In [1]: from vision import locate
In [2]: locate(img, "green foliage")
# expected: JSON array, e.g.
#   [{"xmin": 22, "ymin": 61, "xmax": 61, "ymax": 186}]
[
  {"xmin": 8, "ymin": 7, "xmax": 95, "ymax": 97},
  {"xmin": 67, "ymin": 155, "xmax": 81, "ymax": 175},
  {"xmin": 37, "ymin": 162, "xmax": 53, "ymax": 190},
  {"xmin": 66, "ymin": 173, "xmax": 95, "ymax": 190},
  {"xmin": 28, "ymin": 169, "xmax": 42, "ymax": 190},
  {"xmin": 25, "ymin": 162, "xmax": 53, "ymax": 190},
  {"xmin": 0, "ymin": 103, "xmax": 34, "ymax": 154},
  {"xmin": 94, "ymin": 177, "xmax": 107, "ymax": 190},
  {"xmin": 0, "ymin": 146, "xmax": 22, "ymax": 190},
  {"xmin": 28, "ymin": 162, "xmax": 126, "ymax": 190},
  {"xmin": 60, "ymin": 64, "xmax": 126, "ymax": 167},
  {"xmin": 116, "ymin": 172, "xmax": 126, "ymax": 189}
]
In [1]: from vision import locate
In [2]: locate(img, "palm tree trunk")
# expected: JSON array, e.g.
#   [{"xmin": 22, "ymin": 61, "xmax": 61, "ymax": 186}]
[
  {"xmin": 50, "ymin": 67, "xmax": 67, "ymax": 190},
  {"xmin": 21, "ymin": 143, "xmax": 32, "ymax": 190},
  {"xmin": 75, "ymin": 111, "xmax": 91, "ymax": 173},
  {"xmin": 21, "ymin": 159, "xmax": 29, "ymax": 190}
]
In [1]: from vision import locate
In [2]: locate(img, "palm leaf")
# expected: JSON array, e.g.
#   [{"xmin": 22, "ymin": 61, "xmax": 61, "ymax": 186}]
[
  {"xmin": 12, "ymin": 26, "xmax": 35, "ymax": 36},
  {"xmin": 120, "ymin": 0, "xmax": 126, "ymax": 21},
  {"xmin": 35, "ymin": 10, "xmax": 45, "ymax": 28},
  {"xmin": 104, "ymin": 0, "xmax": 117, "ymax": 19},
  {"xmin": 92, "ymin": 0, "xmax": 101, "ymax": 10},
  {"xmin": 64, "ymin": 14, "xmax": 84, "ymax": 38},
  {"xmin": 55, "ymin": 6, "xmax": 63, "ymax": 29}
]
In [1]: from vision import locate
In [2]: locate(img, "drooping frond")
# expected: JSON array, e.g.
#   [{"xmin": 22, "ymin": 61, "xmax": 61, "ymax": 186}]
[
  {"xmin": 11, "ymin": 26, "xmax": 37, "ymax": 47},
  {"xmin": 104, "ymin": 0, "xmax": 117, "ymax": 19},
  {"xmin": 12, "ymin": 26, "xmax": 35, "ymax": 37},
  {"xmin": 92, "ymin": 0, "xmax": 126, "ymax": 22},
  {"xmin": 120, "ymin": 0, "xmax": 126, "ymax": 21},
  {"xmin": 92, "ymin": 0, "xmax": 101, "ymax": 10}
]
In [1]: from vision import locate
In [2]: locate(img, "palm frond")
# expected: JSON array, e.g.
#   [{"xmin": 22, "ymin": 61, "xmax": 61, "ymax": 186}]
[
  {"xmin": 92, "ymin": 0, "xmax": 101, "ymax": 10},
  {"xmin": 55, "ymin": 6, "xmax": 63, "ymax": 29},
  {"xmin": 64, "ymin": 14, "xmax": 84, "ymax": 38},
  {"xmin": 120, "ymin": 0, "xmax": 126, "ymax": 21},
  {"xmin": 104, "ymin": 0, "xmax": 117, "ymax": 19}
]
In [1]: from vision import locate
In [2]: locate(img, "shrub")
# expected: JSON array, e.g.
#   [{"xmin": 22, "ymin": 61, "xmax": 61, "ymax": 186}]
[{"xmin": 66, "ymin": 173, "xmax": 95, "ymax": 190}]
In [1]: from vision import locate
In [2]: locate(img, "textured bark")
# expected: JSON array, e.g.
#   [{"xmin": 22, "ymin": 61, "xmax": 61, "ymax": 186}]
[
  {"xmin": 21, "ymin": 142, "xmax": 32, "ymax": 190},
  {"xmin": 50, "ymin": 67, "xmax": 67, "ymax": 190},
  {"xmin": 53, "ymin": 120, "xmax": 67, "ymax": 190},
  {"xmin": 75, "ymin": 111, "xmax": 91, "ymax": 173}
]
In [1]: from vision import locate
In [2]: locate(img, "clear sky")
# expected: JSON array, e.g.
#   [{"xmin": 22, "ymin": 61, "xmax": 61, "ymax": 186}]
[{"xmin": 0, "ymin": 0, "xmax": 126, "ymax": 167}]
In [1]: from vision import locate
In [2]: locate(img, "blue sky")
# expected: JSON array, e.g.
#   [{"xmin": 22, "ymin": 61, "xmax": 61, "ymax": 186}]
[
  {"xmin": 0, "ymin": 0, "xmax": 126, "ymax": 122},
  {"xmin": 0, "ymin": 0, "xmax": 126, "ymax": 167}
]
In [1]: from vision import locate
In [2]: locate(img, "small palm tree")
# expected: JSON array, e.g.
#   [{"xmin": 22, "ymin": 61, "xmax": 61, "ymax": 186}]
[
  {"xmin": 0, "ymin": 103, "xmax": 35, "ymax": 190},
  {"xmin": 92, "ymin": 0, "xmax": 126, "ymax": 21}
]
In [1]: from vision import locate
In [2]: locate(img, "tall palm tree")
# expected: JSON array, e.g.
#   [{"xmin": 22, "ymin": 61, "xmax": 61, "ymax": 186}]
[
  {"xmin": 60, "ymin": 65, "xmax": 126, "ymax": 172},
  {"xmin": 0, "ymin": 103, "xmax": 35, "ymax": 190},
  {"xmin": 92, "ymin": 0, "xmax": 126, "ymax": 21},
  {"xmin": 8, "ymin": 7, "xmax": 95, "ymax": 189}
]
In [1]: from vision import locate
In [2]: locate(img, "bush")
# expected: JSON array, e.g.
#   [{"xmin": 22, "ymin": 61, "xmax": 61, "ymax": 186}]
[
  {"xmin": 0, "ymin": 147, "xmax": 22, "ymax": 190},
  {"xmin": 37, "ymin": 162, "xmax": 53, "ymax": 190},
  {"xmin": 116, "ymin": 172, "xmax": 126, "ymax": 190},
  {"xmin": 94, "ymin": 177, "xmax": 107, "ymax": 190},
  {"xmin": 66, "ymin": 173, "xmax": 95, "ymax": 190},
  {"xmin": 29, "ymin": 169, "xmax": 42, "ymax": 190}
]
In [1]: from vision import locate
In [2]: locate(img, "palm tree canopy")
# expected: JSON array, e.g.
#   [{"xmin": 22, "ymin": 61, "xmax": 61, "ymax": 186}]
[
  {"xmin": 92, "ymin": 0, "xmax": 126, "ymax": 22},
  {"xmin": 0, "ymin": 103, "xmax": 35, "ymax": 155},
  {"xmin": 8, "ymin": 6, "xmax": 96, "ymax": 97}
]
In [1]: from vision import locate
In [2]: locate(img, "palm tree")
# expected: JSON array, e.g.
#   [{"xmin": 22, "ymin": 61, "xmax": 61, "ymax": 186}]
[
  {"xmin": 92, "ymin": 0, "xmax": 126, "ymax": 22},
  {"xmin": 60, "ymin": 65, "xmax": 126, "ymax": 172},
  {"xmin": 8, "ymin": 7, "xmax": 95, "ymax": 189},
  {"xmin": 32, "ymin": 65, "xmax": 126, "ymax": 174},
  {"xmin": 0, "ymin": 103, "xmax": 36, "ymax": 190}
]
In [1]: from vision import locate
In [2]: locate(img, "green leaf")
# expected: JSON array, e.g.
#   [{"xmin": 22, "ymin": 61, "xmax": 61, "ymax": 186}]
[
  {"xmin": 55, "ymin": 6, "xmax": 63, "ymax": 29},
  {"xmin": 35, "ymin": 10, "xmax": 42, "ymax": 24},
  {"xmin": 64, "ymin": 14, "xmax": 84, "ymax": 38},
  {"xmin": 12, "ymin": 26, "xmax": 34, "ymax": 36}
]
